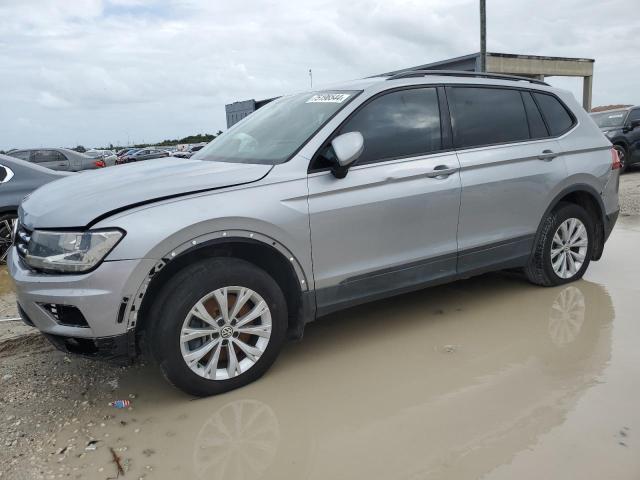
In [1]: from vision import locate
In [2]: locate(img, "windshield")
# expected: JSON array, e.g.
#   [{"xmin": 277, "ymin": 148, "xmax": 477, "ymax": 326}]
[
  {"xmin": 591, "ymin": 110, "xmax": 627, "ymax": 128},
  {"xmin": 193, "ymin": 90, "xmax": 360, "ymax": 165}
]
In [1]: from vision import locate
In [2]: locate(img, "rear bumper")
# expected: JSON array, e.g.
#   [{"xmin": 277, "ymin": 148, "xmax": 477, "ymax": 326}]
[{"xmin": 604, "ymin": 208, "xmax": 619, "ymax": 242}]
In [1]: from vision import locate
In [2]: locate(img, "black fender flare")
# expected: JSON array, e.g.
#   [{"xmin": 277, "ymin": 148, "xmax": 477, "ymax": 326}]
[{"xmin": 532, "ymin": 183, "xmax": 606, "ymax": 262}]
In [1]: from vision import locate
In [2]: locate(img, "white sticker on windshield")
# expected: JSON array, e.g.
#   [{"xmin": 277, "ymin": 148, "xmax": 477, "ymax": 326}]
[
  {"xmin": 608, "ymin": 114, "xmax": 624, "ymax": 118},
  {"xmin": 306, "ymin": 93, "xmax": 350, "ymax": 104}
]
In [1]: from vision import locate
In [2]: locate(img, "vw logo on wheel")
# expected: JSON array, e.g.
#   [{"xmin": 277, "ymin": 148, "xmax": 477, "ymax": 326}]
[{"xmin": 220, "ymin": 325, "xmax": 234, "ymax": 339}]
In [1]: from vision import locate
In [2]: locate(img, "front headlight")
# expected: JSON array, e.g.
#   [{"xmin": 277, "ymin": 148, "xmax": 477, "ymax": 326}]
[{"xmin": 25, "ymin": 229, "xmax": 124, "ymax": 273}]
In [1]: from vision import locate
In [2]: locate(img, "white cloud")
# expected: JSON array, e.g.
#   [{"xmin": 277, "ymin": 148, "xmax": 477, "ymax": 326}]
[{"xmin": 0, "ymin": 0, "xmax": 638, "ymax": 149}]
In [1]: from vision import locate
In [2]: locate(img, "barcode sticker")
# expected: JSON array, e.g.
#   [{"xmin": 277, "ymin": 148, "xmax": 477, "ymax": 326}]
[{"xmin": 306, "ymin": 93, "xmax": 350, "ymax": 104}]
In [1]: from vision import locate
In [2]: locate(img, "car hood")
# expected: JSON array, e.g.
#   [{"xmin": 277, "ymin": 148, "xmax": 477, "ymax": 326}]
[{"xmin": 20, "ymin": 158, "xmax": 272, "ymax": 228}]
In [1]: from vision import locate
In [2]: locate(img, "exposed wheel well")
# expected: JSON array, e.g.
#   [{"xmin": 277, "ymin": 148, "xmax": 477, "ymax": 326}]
[
  {"xmin": 552, "ymin": 190, "xmax": 605, "ymax": 260},
  {"xmin": 612, "ymin": 141, "xmax": 628, "ymax": 152},
  {"xmin": 136, "ymin": 239, "xmax": 304, "ymax": 343}
]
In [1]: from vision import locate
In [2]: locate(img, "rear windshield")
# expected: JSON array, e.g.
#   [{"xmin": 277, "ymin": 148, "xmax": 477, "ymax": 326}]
[
  {"xmin": 193, "ymin": 90, "xmax": 360, "ymax": 165},
  {"xmin": 591, "ymin": 110, "xmax": 627, "ymax": 128}
]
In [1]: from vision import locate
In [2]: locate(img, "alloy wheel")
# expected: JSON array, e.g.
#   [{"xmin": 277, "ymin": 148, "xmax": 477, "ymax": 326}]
[
  {"xmin": 180, "ymin": 286, "xmax": 272, "ymax": 380},
  {"xmin": 550, "ymin": 218, "xmax": 588, "ymax": 279}
]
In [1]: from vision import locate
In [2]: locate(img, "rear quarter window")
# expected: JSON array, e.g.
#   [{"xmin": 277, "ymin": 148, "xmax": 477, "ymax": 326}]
[
  {"xmin": 521, "ymin": 92, "xmax": 549, "ymax": 139},
  {"xmin": 532, "ymin": 92, "xmax": 575, "ymax": 136}
]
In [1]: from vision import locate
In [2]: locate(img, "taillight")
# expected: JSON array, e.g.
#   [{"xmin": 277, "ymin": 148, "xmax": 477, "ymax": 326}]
[
  {"xmin": 611, "ymin": 148, "xmax": 622, "ymax": 170},
  {"xmin": 95, "ymin": 160, "xmax": 106, "ymax": 168}
]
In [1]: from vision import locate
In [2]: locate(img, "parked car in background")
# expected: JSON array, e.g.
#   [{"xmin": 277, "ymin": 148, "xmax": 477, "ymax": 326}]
[
  {"xmin": 116, "ymin": 148, "xmax": 140, "ymax": 163},
  {"xmin": 0, "ymin": 154, "xmax": 69, "ymax": 262},
  {"xmin": 8, "ymin": 72, "xmax": 620, "ymax": 396},
  {"xmin": 6, "ymin": 148, "xmax": 105, "ymax": 172},
  {"xmin": 85, "ymin": 149, "xmax": 117, "ymax": 167},
  {"xmin": 117, "ymin": 148, "xmax": 134, "ymax": 156},
  {"xmin": 172, "ymin": 143, "xmax": 207, "ymax": 158},
  {"xmin": 118, "ymin": 148, "xmax": 170, "ymax": 164},
  {"xmin": 590, "ymin": 106, "xmax": 640, "ymax": 172}
]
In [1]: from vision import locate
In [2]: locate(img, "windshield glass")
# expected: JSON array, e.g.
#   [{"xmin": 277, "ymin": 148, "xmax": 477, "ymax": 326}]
[
  {"xmin": 591, "ymin": 110, "xmax": 627, "ymax": 128},
  {"xmin": 193, "ymin": 90, "xmax": 360, "ymax": 164}
]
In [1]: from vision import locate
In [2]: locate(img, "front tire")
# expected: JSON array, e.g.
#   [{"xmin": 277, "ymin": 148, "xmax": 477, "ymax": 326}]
[
  {"xmin": 525, "ymin": 203, "xmax": 594, "ymax": 287},
  {"xmin": 150, "ymin": 257, "xmax": 288, "ymax": 396}
]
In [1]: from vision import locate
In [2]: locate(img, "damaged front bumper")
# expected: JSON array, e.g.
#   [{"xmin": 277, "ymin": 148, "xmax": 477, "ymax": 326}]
[{"xmin": 9, "ymin": 247, "xmax": 156, "ymax": 362}]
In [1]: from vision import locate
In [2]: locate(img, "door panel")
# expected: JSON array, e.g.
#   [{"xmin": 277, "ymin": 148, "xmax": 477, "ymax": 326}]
[
  {"xmin": 456, "ymin": 140, "xmax": 567, "ymax": 272},
  {"xmin": 308, "ymin": 152, "xmax": 461, "ymax": 314}
]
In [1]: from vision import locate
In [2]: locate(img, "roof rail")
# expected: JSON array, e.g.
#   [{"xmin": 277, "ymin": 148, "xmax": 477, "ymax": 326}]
[{"xmin": 385, "ymin": 69, "xmax": 550, "ymax": 86}]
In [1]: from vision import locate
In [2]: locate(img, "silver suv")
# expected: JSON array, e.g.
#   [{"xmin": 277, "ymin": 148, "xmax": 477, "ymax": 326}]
[{"xmin": 9, "ymin": 71, "xmax": 620, "ymax": 396}]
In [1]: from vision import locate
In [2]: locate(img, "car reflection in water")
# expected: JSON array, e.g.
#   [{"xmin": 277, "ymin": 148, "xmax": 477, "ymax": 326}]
[{"xmin": 115, "ymin": 274, "xmax": 613, "ymax": 480}]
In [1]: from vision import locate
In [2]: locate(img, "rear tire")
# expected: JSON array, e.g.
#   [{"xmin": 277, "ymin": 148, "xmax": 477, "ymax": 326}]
[
  {"xmin": 150, "ymin": 257, "xmax": 288, "ymax": 396},
  {"xmin": 525, "ymin": 203, "xmax": 594, "ymax": 287}
]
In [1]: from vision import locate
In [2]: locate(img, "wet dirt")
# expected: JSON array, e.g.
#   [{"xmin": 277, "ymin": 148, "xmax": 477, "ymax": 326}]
[
  {"xmin": 2, "ymin": 217, "xmax": 640, "ymax": 479},
  {"xmin": 0, "ymin": 267, "xmax": 32, "ymax": 347}
]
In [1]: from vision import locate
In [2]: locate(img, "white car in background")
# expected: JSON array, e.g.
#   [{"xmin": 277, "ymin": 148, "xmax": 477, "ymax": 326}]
[
  {"xmin": 172, "ymin": 143, "xmax": 207, "ymax": 159},
  {"xmin": 85, "ymin": 149, "xmax": 118, "ymax": 167}
]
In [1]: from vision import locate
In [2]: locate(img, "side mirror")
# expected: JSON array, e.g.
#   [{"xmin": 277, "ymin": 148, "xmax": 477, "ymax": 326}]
[{"xmin": 330, "ymin": 132, "xmax": 364, "ymax": 178}]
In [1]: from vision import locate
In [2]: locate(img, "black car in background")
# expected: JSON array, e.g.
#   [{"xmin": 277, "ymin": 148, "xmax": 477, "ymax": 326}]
[{"xmin": 591, "ymin": 106, "xmax": 640, "ymax": 172}]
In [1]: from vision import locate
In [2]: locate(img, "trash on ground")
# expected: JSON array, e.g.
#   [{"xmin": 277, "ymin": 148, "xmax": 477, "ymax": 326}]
[
  {"xmin": 109, "ymin": 400, "xmax": 131, "ymax": 409},
  {"xmin": 85, "ymin": 440, "xmax": 98, "ymax": 451}
]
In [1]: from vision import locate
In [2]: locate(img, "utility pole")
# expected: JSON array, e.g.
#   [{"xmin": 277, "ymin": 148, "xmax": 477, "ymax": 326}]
[{"xmin": 479, "ymin": 0, "xmax": 486, "ymax": 72}]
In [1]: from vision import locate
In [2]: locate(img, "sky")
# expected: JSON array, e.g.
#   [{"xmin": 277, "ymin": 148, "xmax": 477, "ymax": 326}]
[{"xmin": 0, "ymin": 0, "xmax": 637, "ymax": 150}]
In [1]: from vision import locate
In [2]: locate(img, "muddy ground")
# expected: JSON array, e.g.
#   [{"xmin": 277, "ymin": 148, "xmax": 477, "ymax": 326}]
[{"xmin": 1, "ymin": 171, "xmax": 640, "ymax": 479}]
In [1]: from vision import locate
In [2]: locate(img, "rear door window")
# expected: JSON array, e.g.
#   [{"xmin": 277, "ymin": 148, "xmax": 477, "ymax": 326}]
[
  {"xmin": 532, "ymin": 93, "xmax": 575, "ymax": 136},
  {"xmin": 32, "ymin": 150, "xmax": 66, "ymax": 163},
  {"xmin": 32, "ymin": 150, "xmax": 54, "ymax": 163},
  {"xmin": 448, "ymin": 87, "xmax": 530, "ymax": 148}
]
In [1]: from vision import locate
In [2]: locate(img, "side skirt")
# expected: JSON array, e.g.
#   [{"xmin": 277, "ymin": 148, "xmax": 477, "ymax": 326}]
[{"xmin": 312, "ymin": 234, "xmax": 534, "ymax": 320}]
